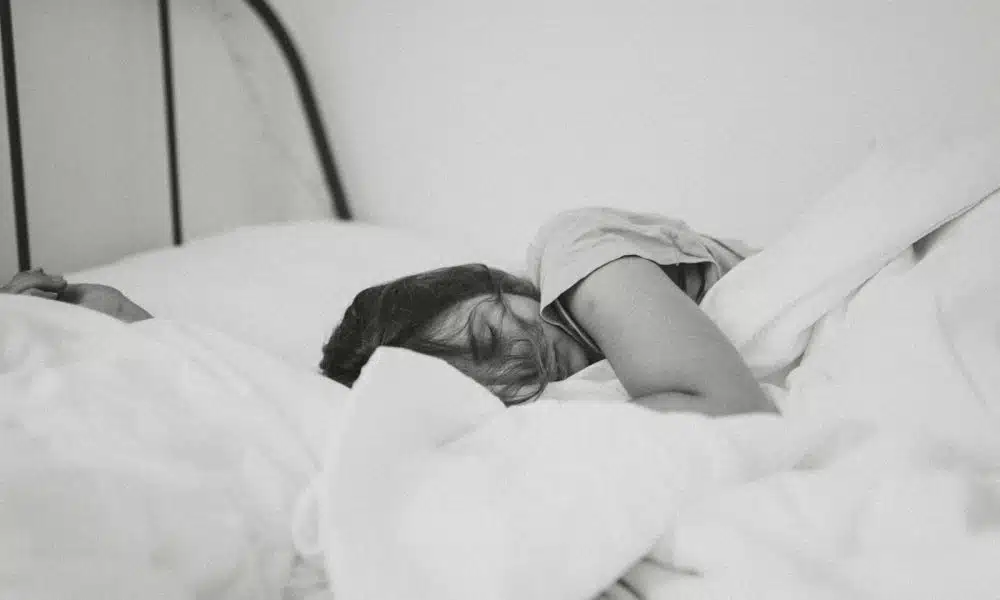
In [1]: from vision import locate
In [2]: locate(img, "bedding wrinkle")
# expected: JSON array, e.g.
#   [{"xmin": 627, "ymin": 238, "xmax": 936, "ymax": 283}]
[
  {"xmin": 7, "ymin": 127, "xmax": 1000, "ymax": 598},
  {"xmin": 299, "ymin": 126, "xmax": 1000, "ymax": 600},
  {"xmin": 0, "ymin": 296, "xmax": 346, "ymax": 599}
]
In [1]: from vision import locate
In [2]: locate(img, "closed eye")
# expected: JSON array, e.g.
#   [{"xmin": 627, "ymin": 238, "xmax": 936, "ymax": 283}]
[
  {"xmin": 468, "ymin": 321, "xmax": 500, "ymax": 362},
  {"xmin": 484, "ymin": 323, "xmax": 501, "ymax": 355}
]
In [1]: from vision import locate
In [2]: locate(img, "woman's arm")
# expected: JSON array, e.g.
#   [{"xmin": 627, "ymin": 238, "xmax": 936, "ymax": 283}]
[{"xmin": 563, "ymin": 257, "xmax": 776, "ymax": 415}]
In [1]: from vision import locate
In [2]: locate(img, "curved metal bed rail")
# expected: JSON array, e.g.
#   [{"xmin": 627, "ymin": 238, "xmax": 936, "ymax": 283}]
[
  {"xmin": 238, "ymin": 0, "xmax": 352, "ymax": 222},
  {"xmin": 1, "ymin": 0, "xmax": 352, "ymax": 271},
  {"xmin": 0, "ymin": 0, "xmax": 28, "ymax": 271}
]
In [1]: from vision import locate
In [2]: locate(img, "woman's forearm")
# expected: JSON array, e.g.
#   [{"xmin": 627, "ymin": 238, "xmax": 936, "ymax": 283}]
[{"xmin": 564, "ymin": 257, "xmax": 776, "ymax": 415}]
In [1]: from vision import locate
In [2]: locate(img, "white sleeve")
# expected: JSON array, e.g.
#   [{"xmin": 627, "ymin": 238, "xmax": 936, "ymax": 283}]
[{"xmin": 525, "ymin": 207, "xmax": 732, "ymax": 311}]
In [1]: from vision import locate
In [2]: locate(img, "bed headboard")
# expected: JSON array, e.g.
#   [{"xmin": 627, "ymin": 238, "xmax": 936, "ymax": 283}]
[
  {"xmin": 6, "ymin": 1, "xmax": 999, "ymax": 281},
  {"xmin": 0, "ymin": 0, "xmax": 351, "ymax": 276}
]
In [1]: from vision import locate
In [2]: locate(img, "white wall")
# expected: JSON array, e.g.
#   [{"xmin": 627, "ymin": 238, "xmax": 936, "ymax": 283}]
[
  {"xmin": 249, "ymin": 0, "xmax": 1000, "ymax": 256},
  {"xmin": 3, "ymin": 0, "xmax": 999, "ymax": 281},
  {"xmin": 0, "ymin": 0, "xmax": 326, "ymax": 282},
  {"xmin": 9, "ymin": 0, "xmax": 172, "ymax": 277},
  {"xmin": 172, "ymin": 0, "xmax": 327, "ymax": 242}
]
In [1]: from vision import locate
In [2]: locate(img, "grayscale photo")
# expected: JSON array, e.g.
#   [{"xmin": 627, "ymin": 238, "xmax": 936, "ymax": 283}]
[{"xmin": 1, "ymin": 0, "xmax": 999, "ymax": 598}]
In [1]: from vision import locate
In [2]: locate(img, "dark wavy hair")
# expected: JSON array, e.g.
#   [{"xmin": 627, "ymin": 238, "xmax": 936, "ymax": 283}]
[{"xmin": 319, "ymin": 264, "xmax": 556, "ymax": 404}]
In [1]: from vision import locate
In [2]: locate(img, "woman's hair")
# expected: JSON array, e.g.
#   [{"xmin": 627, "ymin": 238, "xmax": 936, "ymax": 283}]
[{"xmin": 319, "ymin": 264, "xmax": 555, "ymax": 404}]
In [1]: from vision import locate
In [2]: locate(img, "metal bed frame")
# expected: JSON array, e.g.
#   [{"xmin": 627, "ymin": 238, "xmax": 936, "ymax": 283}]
[{"xmin": 0, "ymin": 0, "xmax": 352, "ymax": 272}]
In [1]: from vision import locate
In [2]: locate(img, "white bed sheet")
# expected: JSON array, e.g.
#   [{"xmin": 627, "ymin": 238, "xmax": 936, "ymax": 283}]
[
  {"xmin": 15, "ymin": 129, "xmax": 1000, "ymax": 599},
  {"xmin": 630, "ymin": 187, "xmax": 1000, "ymax": 600},
  {"xmin": 0, "ymin": 295, "xmax": 345, "ymax": 599},
  {"xmin": 295, "ymin": 126, "xmax": 1000, "ymax": 600},
  {"xmin": 3, "ymin": 219, "xmax": 514, "ymax": 598}
]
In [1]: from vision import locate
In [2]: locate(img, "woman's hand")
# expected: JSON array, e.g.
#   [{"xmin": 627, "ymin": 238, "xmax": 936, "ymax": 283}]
[
  {"xmin": 1, "ymin": 269, "xmax": 152, "ymax": 323},
  {"xmin": 0, "ymin": 268, "xmax": 67, "ymax": 299}
]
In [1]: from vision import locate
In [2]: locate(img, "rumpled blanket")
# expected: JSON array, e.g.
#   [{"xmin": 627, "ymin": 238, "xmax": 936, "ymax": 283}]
[
  {"xmin": 623, "ymin": 128, "xmax": 1000, "ymax": 599},
  {"xmin": 0, "ymin": 298, "xmax": 343, "ymax": 599},
  {"xmin": 298, "ymin": 125, "xmax": 1000, "ymax": 600}
]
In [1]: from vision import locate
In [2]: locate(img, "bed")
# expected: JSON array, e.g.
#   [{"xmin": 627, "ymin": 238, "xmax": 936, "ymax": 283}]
[{"xmin": 3, "ymin": 2, "xmax": 1000, "ymax": 600}]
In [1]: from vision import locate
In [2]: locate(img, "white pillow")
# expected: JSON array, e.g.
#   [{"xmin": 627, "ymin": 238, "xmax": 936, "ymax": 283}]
[{"xmin": 71, "ymin": 220, "xmax": 511, "ymax": 369}]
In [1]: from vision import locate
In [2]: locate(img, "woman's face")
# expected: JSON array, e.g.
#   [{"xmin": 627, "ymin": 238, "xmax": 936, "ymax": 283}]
[{"xmin": 442, "ymin": 293, "xmax": 592, "ymax": 382}]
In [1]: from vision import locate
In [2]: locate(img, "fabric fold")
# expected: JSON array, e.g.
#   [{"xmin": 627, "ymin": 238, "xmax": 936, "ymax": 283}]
[{"xmin": 701, "ymin": 125, "xmax": 1000, "ymax": 378}]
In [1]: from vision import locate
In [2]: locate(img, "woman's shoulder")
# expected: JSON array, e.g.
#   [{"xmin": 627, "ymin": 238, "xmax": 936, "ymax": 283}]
[
  {"xmin": 526, "ymin": 207, "xmax": 695, "ymax": 282},
  {"xmin": 530, "ymin": 207, "xmax": 690, "ymax": 244}
]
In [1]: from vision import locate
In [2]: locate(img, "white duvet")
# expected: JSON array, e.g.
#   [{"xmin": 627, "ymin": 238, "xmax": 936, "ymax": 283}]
[
  {"xmin": 3, "ymin": 127, "xmax": 1000, "ymax": 600},
  {"xmin": 0, "ymin": 298, "xmax": 345, "ymax": 598},
  {"xmin": 298, "ymin": 127, "xmax": 1000, "ymax": 600}
]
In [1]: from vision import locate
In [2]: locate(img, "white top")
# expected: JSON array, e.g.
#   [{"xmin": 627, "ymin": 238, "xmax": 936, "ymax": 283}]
[{"xmin": 525, "ymin": 207, "xmax": 753, "ymax": 354}]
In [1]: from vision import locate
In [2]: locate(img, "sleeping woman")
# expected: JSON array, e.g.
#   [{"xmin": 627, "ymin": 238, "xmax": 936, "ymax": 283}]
[
  {"xmin": 2, "ymin": 207, "xmax": 775, "ymax": 416},
  {"xmin": 321, "ymin": 207, "xmax": 777, "ymax": 415}
]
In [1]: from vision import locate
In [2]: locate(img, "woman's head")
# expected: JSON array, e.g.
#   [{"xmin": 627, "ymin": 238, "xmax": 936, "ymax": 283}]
[{"xmin": 319, "ymin": 264, "xmax": 590, "ymax": 404}]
